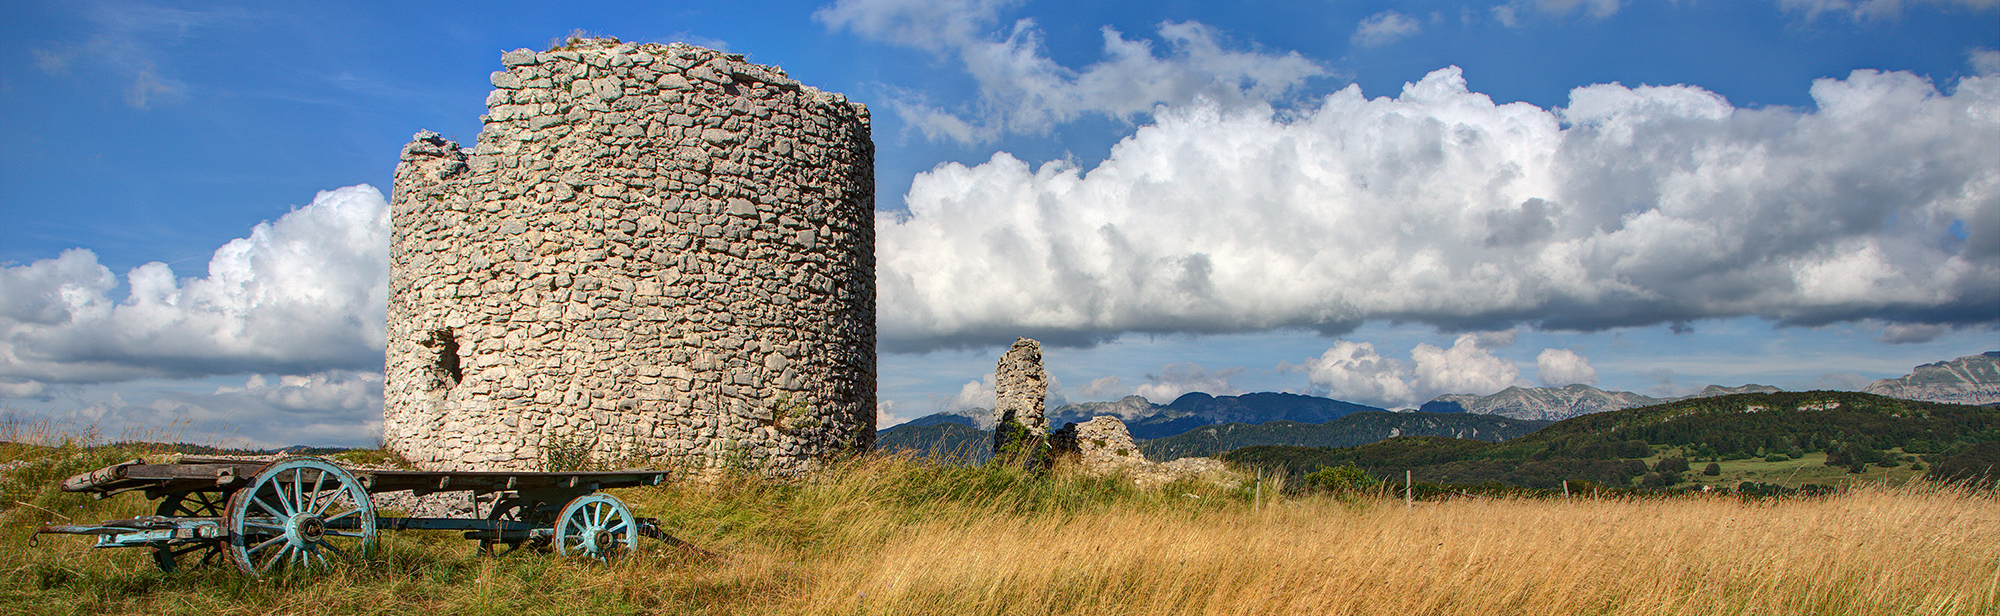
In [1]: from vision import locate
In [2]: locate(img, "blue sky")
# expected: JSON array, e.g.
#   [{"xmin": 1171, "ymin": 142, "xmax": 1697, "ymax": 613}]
[{"xmin": 1, "ymin": 0, "xmax": 1995, "ymax": 445}]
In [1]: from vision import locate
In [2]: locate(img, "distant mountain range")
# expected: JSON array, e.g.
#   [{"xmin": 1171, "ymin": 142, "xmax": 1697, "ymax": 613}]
[
  {"xmin": 1412, "ymin": 352, "xmax": 2000, "ymax": 421},
  {"xmin": 877, "ymin": 351, "xmax": 1999, "ymax": 458},
  {"xmin": 1420, "ymin": 383, "xmax": 1782, "ymax": 421},
  {"xmin": 1054, "ymin": 392, "xmax": 1389, "ymax": 439},
  {"xmin": 876, "ymin": 410, "xmax": 1548, "ymax": 465},
  {"xmin": 878, "ymin": 391, "xmax": 1393, "ymax": 460},
  {"xmin": 1863, "ymin": 352, "xmax": 2000, "ymax": 407}
]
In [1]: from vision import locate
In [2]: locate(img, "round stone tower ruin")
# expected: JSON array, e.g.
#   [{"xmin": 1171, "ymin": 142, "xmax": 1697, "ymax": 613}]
[{"xmin": 383, "ymin": 38, "xmax": 875, "ymax": 474}]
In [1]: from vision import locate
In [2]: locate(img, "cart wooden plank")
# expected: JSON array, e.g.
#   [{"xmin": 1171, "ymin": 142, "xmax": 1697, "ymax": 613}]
[{"xmin": 60, "ymin": 459, "xmax": 668, "ymax": 498}]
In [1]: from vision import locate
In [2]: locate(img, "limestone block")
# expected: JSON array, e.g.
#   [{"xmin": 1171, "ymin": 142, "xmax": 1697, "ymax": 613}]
[{"xmin": 501, "ymin": 48, "xmax": 539, "ymax": 67}]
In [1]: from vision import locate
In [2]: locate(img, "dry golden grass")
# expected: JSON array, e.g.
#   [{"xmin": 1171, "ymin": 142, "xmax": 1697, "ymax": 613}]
[
  {"xmin": 2, "ymin": 449, "xmax": 1995, "ymax": 615},
  {"xmin": 795, "ymin": 485, "xmax": 1998, "ymax": 615}
]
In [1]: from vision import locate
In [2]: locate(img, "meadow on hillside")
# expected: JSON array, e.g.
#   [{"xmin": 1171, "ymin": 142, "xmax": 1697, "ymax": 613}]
[{"xmin": 1, "ymin": 424, "xmax": 1995, "ymax": 616}]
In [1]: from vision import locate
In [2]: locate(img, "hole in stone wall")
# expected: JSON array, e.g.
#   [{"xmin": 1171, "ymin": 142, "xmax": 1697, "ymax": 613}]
[
  {"xmin": 418, "ymin": 328, "xmax": 463, "ymax": 390},
  {"xmin": 722, "ymin": 81, "xmax": 741, "ymax": 96}
]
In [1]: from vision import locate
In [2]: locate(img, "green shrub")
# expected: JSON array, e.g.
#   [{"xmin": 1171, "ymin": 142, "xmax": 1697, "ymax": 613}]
[
  {"xmin": 1303, "ymin": 463, "xmax": 1378, "ymax": 494},
  {"xmin": 1764, "ymin": 454, "xmax": 1788, "ymax": 462},
  {"xmin": 1654, "ymin": 457, "xmax": 1690, "ymax": 474}
]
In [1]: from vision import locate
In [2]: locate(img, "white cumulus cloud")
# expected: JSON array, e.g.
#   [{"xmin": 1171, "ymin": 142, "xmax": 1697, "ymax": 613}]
[
  {"xmin": 876, "ymin": 66, "xmax": 1999, "ymax": 351},
  {"xmin": 1297, "ymin": 341, "xmax": 1415, "ymax": 407},
  {"xmin": 1132, "ymin": 362, "xmax": 1243, "ymax": 404},
  {"xmin": 0, "ymin": 185, "xmax": 390, "ymax": 392},
  {"xmin": 1536, "ymin": 348, "xmax": 1598, "ymax": 386},
  {"xmin": 1352, "ymin": 11, "xmax": 1421, "ymax": 47},
  {"xmin": 948, "ymin": 374, "xmax": 996, "ymax": 410},
  {"xmin": 1296, "ymin": 334, "xmax": 1525, "ymax": 408},
  {"xmin": 817, "ymin": 0, "xmax": 1324, "ymax": 143}
]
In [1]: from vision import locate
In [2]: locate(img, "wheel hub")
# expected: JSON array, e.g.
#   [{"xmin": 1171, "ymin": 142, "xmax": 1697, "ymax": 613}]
[{"xmin": 295, "ymin": 516, "xmax": 325, "ymax": 542}]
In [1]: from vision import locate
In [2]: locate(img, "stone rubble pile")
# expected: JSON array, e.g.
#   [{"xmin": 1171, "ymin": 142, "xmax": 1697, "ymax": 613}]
[
  {"xmin": 1051, "ymin": 416, "xmax": 1241, "ymax": 488},
  {"xmin": 383, "ymin": 38, "xmax": 876, "ymax": 474}
]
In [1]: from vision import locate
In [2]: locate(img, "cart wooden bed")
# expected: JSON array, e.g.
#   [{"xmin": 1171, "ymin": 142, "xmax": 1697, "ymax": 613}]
[{"xmin": 35, "ymin": 456, "xmax": 673, "ymax": 577}]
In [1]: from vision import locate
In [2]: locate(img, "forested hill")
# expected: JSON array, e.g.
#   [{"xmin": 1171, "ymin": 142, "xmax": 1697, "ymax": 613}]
[
  {"xmin": 1221, "ymin": 391, "xmax": 2000, "ymax": 491},
  {"xmin": 1139, "ymin": 411, "xmax": 1550, "ymax": 461},
  {"xmin": 1513, "ymin": 390, "xmax": 1993, "ymax": 455},
  {"xmin": 876, "ymin": 422, "xmax": 991, "ymax": 462}
]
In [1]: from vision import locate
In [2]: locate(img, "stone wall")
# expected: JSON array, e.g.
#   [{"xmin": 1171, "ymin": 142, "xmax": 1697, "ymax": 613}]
[{"xmin": 384, "ymin": 38, "xmax": 875, "ymax": 474}]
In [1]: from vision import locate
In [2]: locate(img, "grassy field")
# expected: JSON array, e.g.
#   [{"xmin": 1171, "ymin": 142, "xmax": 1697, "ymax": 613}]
[
  {"xmin": 1636, "ymin": 450, "xmax": 1933, "ymax": 491},
  {"xmin": 3, "ymin": 434, "xmax": 1996, "ymax": 615}
]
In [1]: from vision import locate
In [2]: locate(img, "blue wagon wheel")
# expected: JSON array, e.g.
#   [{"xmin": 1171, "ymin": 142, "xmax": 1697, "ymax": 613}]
[
  {"xmin": 553, "ymin": 493, "xmax": 637, "ymax": 562},
  {"xmin": 223, "ymin": 458, "xmax": 376, "ymax": 578}
]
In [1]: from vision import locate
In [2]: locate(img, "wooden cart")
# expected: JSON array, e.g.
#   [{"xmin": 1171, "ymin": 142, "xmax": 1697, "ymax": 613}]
[{"xmin": 35, "ymin": 456, "xmax": 673, "ymax": 577}]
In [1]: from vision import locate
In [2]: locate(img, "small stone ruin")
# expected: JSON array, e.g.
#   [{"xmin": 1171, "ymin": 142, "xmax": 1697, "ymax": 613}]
[{"xmin": 990, "ymin": 338, "xmax": 1049, "ymax": 462}]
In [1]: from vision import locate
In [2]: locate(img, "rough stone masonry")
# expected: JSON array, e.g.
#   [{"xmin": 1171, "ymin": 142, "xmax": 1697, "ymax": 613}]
[
  {"xmin": 383, "ymin": 38, "xmax": 876, "ymax": 474},
  {"xmin": 991, "ymin": 338, "xmax": 1049, "ymax": 463}
]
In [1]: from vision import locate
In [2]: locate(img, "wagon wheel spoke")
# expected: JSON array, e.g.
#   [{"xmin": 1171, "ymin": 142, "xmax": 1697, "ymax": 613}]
[
  {"xmin": 307, "ymin": 469, "xmax": 329, "ymax": 516},
  {"xmin": 318, "ymin": 540, "xmax": 349, "ymax": 559},
  {"xmin": 150, "ymin": 491, "xmax": 234, "ymax": 572},
  {"xmin": 197, "ymin": 491, "xmax": 225, "ymax": 512},
  {"xmin": 247, "ymin": 535, "xmax": 286, "ymax": 555},
  {"xmin": 323, "ymin": 507, "xmax": 361, "ymax": 524},
  {"xmin": 253, "ymin": 495, "xmax": 286, "ymax": 520},
  {"xmin": 257, "ymin": 546, "xmax": 287, "ymax": 574},
  {"xmin": 288, "ymin": 469, "xmax": 302, "ymax": 517}
]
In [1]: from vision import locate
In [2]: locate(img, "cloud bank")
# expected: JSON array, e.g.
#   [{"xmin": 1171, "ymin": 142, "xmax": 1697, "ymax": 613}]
[
  {"xmin": 1293, "ymin": 334, "xmax": 1526, "ymax": 408},
  {"xmin": 50, "ymin": 370, "xmax": 386, "ymax": 448},
  {"xmin": 876, "ymin": 65, "xmax": 1999, "ymax": 352},
  {"xmin": 816, "ymin": 0, "xmax": 1324, "ymax": 143},
  {"xmin": 0, "ymin": 185, "xmax": 390, "ymax": 393}
]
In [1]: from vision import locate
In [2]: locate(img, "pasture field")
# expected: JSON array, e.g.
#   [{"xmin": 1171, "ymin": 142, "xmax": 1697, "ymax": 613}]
[
  {"xmin": 2, "ymin": 434, "xmax": 1995, "ymax": 616},
  {"xmin": 1642, "ymin": 450, "xmax": 1932, "ymax": 491}
]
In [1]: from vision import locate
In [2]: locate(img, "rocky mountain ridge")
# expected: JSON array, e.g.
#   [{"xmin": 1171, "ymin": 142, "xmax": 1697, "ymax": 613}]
[
  {"xmin": 1420, "ymin": 383, "xmax": 1782, "ymax": 422},
  {"xmin": 1863, "ymin": 352, "xmax": 2000, "ymax": 406}
]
